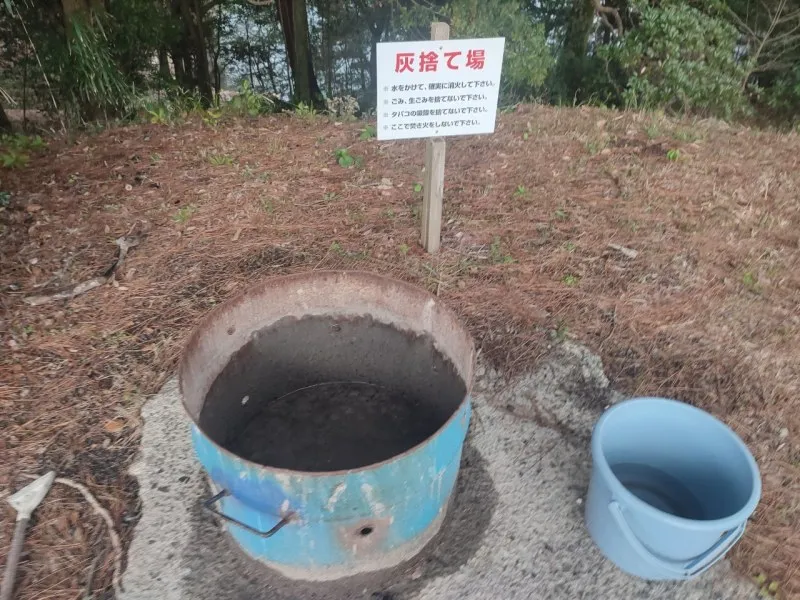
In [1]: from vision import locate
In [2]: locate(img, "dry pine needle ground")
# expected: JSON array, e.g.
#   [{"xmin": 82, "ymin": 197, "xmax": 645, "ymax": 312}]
[{"xmin": 1, "ymin": 104, "xmax": 799, "ymax": 599}]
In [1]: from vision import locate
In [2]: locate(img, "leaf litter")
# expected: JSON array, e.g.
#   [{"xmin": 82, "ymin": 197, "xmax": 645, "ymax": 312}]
[{"xmin": 1, "ymin": 106, "xmax": 799, "ymax": 599}]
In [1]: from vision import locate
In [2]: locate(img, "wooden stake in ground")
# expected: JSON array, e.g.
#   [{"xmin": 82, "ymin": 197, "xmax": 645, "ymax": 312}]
[{"xmin": 421, "ymin": 22, "xmax": 449, "ymax": 254}]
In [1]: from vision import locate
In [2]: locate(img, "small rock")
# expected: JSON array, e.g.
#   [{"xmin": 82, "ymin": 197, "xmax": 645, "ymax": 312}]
[
  {"xmin": 576, "ymin": 498, "xmax": 583, "ymax": 505},
  {"xmin": 125, "ymin": 184, "xmax": 133, "ymax": 191},
  {"xmin": 779, "ymin": 428, "xmax": 789, "ymax": 439},
  {"xmin": 600, "ymin": 148, "xmax": 611, "ymax": 155},
  {"xmin": 26, "ymin": 204, "xmax": 42, "ymax": 213}
]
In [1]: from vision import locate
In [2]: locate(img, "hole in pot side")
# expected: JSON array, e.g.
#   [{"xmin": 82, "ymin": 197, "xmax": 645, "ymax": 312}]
[{"xmin": 199, "ymin": 315, "xmax": 467, "ymax": 472}]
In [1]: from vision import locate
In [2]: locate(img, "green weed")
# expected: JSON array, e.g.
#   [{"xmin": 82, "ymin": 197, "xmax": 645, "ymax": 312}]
[
  {"xmin": 359, "ymin": 125, "xmax": 377, "ymax": 140},
  {"xmin": 335, "ymin": 148, "xmax": 360, "ymax": 168},
  {"xmin": 208, "ymin": 153, "xmax": 234, "ymax": 166},
  {"xmin": 2, "ymin": 133, "xmax": 45, "ymax": 151},
  {"xmin": 554, "ymin": 208, "xmax": 569, "ymax": 221},
  {"xmin": 227, "ymin": 81, "xmax": 274, "ymax": 117},
  {"xmin": 754, "ymin": 573, "xmax": 780, "ymax": 598},
  {"xmin": 673, "ymin": 128, "xmax": 700, "ymax": 142},
  {"xmin": 586, "ymin": 139, "xmax": 606, "ymax": 155},
  {"xmin": 514, "ymin": 184, "xmax": 527, "ymax": 197},
  {"xmin": 0, "ymin": 150, "xmax": 29, "ymax": 169},
  {"xmin": 203, "ymin": 108, "xmax": 223, "ymax": 127},
  {"xmin": 147, "ymin": 105, "xmax": 170, "ymax": 125},
  {"xmin": 173, "ymin": 205, "xmax": 196, "ymax": 223},
  {"xmin": 490, "ymin": 237, "xmax": 515, "ymax": 264},
  {"xmin": 562, "ymin": 273, "xmax": 580, "ymax": 286},
  {"xmin": 295, "ymin": 102, "xmax": 317, "ymax": 120},
  {"xmin": 413, "ymin": 182, "xmax": 423, "ymax": 194},
  {"xmin": 645, "ymin": 123, "xmax": 661, "ymax": 139},
  {"xmin": 551, "ymin": 319, "xmax": 569, "ymax": 341},
  {"xmin": 399, "ymin": 243, "xmax": 410, "ymax": 255},
  {"xmin": 742, "ymin": 271, "xmax": 760, "ymax": 294},
  {"xmin": 666, "ymin": 148, "xmax": 681, "ymax": 162},
  {"xmin": 259, "ymin": 197, "xmax": 275, "ymax": 213}
]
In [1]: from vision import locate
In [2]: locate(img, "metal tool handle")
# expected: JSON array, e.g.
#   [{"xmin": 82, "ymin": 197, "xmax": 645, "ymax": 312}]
[
  {"xmin": 1, "ymin": 518, "xmax": 29, "ymax": 600},
  {"xmin": 609, "ymin": 501, "xmax": 745, "ymax": 578},
  {"xmin": 202, "ymin": 489, "xmax": 294, "ymax": 538}
]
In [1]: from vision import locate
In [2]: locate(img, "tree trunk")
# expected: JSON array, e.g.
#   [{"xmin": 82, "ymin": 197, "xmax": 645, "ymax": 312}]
[
  {"xmin": 158, "ymin": 47, "xmax": 172, "ymax": 80},
  {"xmin": 244, "ymin": 15, "xmax": 255, "ymax": 88},
  {"xmin": 555, "ymin": 0, "xmax": 595, "ymax": 102},
  {"xmin": 0, "ymin": 104, "xmax": 12, "ymax": 132},
  {"xmin": 264, "ymin": 54, "xmax": 278, "ymax": 92},
  {"xmin": 177, "ymin": 0, "xmax": 213, "ymax": 105},
  {"xmin": 364, "ymin": 3, "xmax": 389, "ymax": 110},
  {"xmin": 171, "ymin": 51, "xmax": 186, "ymax": 84},
  {"xmin": 184, "ymin": 52, "xmax": 195, "ymax": 89},
  {"xmin": 276, "ymin": 0, "xmax": 324, "ymax": 107},
  {"xmin": 213, "ymin": 2, "xmax": 222, "ymax": 100},
  {"xmin": 170, "ymin": 0, "xmax": 191, "ymax": 89},
  {"xmin": 324, "ymin": 10, "xmax": 333, "ymax": 96}
]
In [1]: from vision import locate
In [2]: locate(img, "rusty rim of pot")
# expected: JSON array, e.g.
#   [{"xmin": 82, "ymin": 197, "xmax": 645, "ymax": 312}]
[{"xmin": 178, "ymin": 270, "xmax": 476, "ymax": 477}]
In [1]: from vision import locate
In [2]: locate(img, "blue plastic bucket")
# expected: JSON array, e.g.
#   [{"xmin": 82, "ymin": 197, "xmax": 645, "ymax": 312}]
[{"xmin": 585, "ymin": 397, "xmax": 760, "ymax": 580}]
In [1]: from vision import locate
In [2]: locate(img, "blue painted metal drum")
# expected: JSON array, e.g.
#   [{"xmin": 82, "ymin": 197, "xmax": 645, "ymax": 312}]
[{"xmin": 179, "ymin": 271, "xmax": 474, "ymax": 580}]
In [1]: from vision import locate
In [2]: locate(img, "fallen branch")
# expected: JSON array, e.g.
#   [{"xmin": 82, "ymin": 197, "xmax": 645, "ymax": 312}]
[
  {"xmin": 22, "ymin": 474, "xmax": 124, "ymax": 596},
  {"xmin": 607, "ymin": 243, "xmax": 638, "ymax": 259},
  {"xmin": 23, "ymin": 236, "xmax": 140, "ymax": 306}
]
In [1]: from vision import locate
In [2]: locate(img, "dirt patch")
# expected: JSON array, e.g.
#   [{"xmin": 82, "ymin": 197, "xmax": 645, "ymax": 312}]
[{"xmin": 1, "ymin": 106, "xmax": 799, "ymax": 599}]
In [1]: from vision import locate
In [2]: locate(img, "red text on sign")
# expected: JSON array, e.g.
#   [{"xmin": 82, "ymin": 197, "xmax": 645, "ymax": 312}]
[
  {"xmin": 394, "ymin": 52, "xmax": 414, "ymax": 73},
  {"xmin": 393, "ymin": 49, "xmax": 486, "ymax": 73},
  {"xmin": 419, "ymin": 51, "xmax": 438, "ymax": 72},
  {"xmin": 466, "ymin": 49, "xmax": 485, "ymax": 70},
  {"xmin": 444, "ymin": 51, "xmax": 461, "ymax": 70}
]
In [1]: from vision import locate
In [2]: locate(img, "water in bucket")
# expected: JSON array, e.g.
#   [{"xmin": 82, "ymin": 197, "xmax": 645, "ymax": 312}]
[{"xmin": 611, "ymin": 463, "xmax": 705, "ymax": 520}]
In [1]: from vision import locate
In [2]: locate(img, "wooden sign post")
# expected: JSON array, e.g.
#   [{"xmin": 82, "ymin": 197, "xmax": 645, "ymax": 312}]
[
  {"xmin": 421, "ymin": 22, "xmax": 449, "ymax": 254},
  {"xmin": 375, "ymin": 31, "xmax": 505, "ymax": 254}
]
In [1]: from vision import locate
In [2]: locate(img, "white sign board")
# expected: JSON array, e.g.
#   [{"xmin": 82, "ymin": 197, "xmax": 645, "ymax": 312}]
[{"xmin": 376, "ymin": 37, "xmax": 505, "ymax": 141}]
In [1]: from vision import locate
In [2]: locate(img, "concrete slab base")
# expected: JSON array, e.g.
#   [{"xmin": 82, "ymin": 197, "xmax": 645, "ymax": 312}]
[{"xmin": 121, "ymin": 342, "xmax": 758, "ymax": 600}]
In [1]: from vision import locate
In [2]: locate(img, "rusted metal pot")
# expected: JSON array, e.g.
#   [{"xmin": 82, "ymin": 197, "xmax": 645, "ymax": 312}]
[{"xmin": 179, "ymin": 271, "xmax": 474, "ymax": 580}]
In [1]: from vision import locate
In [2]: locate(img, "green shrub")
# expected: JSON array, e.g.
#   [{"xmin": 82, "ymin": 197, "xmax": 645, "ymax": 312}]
[
  {"xmin": 603, "ymin": 2, "xmax": 750, "ymax": 119},
  {"xmin": 63, "ymin": 16, "xmax": 133, "ymax": 118},
  {"xmin": 226, "ymin": 80, "xmax": 274, "ymax": 117},
  {"xmin": 762, "ymin": 65, "xmax": 800, "ymax": 125},
  {"xmin": 448, "ymin": 0, "xmax": 553, "ymax": 103}
]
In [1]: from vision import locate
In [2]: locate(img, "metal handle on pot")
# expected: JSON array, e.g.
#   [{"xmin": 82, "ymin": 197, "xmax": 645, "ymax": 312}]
[
  {"xmin": 202, "ymin": 489, "xmax": 295, "ymax": 538},
  {"xmin": 608, "ymin": 501, "xmax": 745, "ymax": 578}
]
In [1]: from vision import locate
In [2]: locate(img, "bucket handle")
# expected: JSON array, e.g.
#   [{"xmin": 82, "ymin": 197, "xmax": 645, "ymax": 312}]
[
  {"xmin": 609, "ymin": 501, "xmax": 745, "ymax": 578},
  {"xmin": 202, "ymin": 489, "xmax": 295, "ymax": 537}
]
